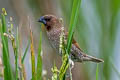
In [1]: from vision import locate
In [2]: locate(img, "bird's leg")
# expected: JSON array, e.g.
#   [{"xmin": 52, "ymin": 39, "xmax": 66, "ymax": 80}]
[
  {"xmin": 69, "ymin": 58, "xmax": 74, "ymax": 69},
  {"xmin": 65, "ymin": 58, "xmax": 74, "ymax": 79}
]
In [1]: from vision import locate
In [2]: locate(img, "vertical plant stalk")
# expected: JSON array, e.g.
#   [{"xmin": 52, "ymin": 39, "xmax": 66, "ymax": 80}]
[
  {"xmin": 96, "ymin": 64, "xmax": 99, "ymax": 80},
  {"xmin": 59, "ymin": 27, "xmax": 69, "ymax": 80},
  {"xmin": 16, "ymin": 28, "xmax": 19, "ymax": 80},
  {"xmin": 30, "ymin": 28, "xmax": 36, "ymax": 80},
  {"xmin": 21, "ymin": 40, "xmax": 29, "ymax": 79},
  {"xmin": 13, "ymin": 18, "xmax": 19, "ymax": 80},
  {"xmin": 0, "ymin": 20, "xmax": 3, "ymax": 78},
  {"xmin": 22, "ymin": 41, "xmax": 30, "ymax": 80},
  {"xmin": 3, "ymin": 30, "xmax": 19, "ymax": 80},
  {"xmin": 65, "ymin": 0, "xmax": 81, "ymax": 80},
  {"xmin": 22, "ymin": 64, "xmax": 26, "ymax": 80},
  {"xmin": 21, "ymin": 40, "xmax": 30, "ymax": 64},
  {"xmin": 1, "ymin": 8, "xmax": 14, "ymax": 80},
  {"xmin": 36, "ymin": 31, "xmax": 42, "ymax": 80},
  {"xmin": 17, "ymin": 25, "xmax": 28, "ymax": 80},
  {"xmin": 15, "ymin": 31, "xmax": 19, "ymax": 80},
  {"xmin": 67, "ymin": 0, "xmax": 81, "ymax": 54},
  {"xmin": 4, "ymin": 17, "xmax": 19, "ymax": 80}
]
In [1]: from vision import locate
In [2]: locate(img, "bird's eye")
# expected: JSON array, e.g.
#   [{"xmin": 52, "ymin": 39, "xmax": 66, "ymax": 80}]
[{"xmin": 45, "ymin": 18, "xmax": 50, "ymax": 21}]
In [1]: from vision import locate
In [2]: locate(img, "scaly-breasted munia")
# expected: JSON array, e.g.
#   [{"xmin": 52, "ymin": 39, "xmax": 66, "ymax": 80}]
[{"xmin": 38, "ymin": 15, "xmax": 103, "ymax": 63}]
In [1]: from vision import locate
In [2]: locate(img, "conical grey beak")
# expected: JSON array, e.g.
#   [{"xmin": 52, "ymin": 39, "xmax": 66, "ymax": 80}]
[{"xmin": 38, "ymin": 16, "xmax": 46, "ymax": 25}]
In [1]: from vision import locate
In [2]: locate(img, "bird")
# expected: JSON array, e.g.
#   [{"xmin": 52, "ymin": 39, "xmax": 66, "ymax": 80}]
[{"xmin": 38, "ymin": 15, "xmax": 103, "ymax": 63}]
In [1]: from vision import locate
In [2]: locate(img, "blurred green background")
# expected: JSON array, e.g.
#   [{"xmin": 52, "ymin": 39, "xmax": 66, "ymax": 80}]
[{"xmin": 0, "ymin": 0, "xmax": 120, "ymax": 80}]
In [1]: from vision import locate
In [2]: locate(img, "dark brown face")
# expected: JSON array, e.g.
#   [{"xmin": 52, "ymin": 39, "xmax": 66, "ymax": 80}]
[{"xmin": 38, "ymin": 15, "xmax": 57, "ymax": 31}]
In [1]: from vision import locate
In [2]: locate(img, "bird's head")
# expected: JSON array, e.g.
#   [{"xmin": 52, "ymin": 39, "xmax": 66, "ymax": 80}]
[{"xmin": 38, "ymin": 15, "xmax": 60, "ymax": 31}]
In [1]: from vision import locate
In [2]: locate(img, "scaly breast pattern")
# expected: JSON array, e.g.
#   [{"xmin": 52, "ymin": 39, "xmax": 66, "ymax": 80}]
[
  {"xmin": 47, "ymin": 27, "xmax": 62, "ymax": 55},
  {"xmin": 47, "ymin": 27, "xmax": 83, "ymax": 62}
]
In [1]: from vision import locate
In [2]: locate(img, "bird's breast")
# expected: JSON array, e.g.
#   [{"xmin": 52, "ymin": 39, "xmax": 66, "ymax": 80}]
[
  {"xmin": 46, "ymin": 28, "xmax": 84, "ymax": 62},
  {"xmin": 47, "ymin": 28, "xmax": 62, "ymax": 55}
]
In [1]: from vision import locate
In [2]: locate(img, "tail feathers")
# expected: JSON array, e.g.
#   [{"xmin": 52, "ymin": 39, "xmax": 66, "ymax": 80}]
[{"xmin": 82, "ymin": 54, "xmax": 104, "ymax": 63}]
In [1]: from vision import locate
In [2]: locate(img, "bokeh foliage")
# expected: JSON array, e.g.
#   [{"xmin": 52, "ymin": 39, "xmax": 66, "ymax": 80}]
[
  {"xmin": 27, "ymin": 0, "xmax": 120, "ymax": 80},
  {"xmin": 0, "ymin": 0, "xmax": 120, "ymax": 80}
]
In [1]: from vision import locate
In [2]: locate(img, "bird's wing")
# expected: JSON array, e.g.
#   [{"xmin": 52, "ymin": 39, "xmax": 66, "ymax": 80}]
[
  {"xmin": 64, "ymin": 32, "xmax": 83, "ymax": 52},
  {"xmin": 64, "ymin": 32, "xmax": 104, "ymax": 63},
  {"xmin": 72, "ymin": 38, "xmax": 83, "ymax": 52}
]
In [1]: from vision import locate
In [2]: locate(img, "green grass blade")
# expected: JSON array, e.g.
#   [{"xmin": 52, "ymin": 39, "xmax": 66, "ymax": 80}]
[
  {"xmin": 21, "ymin": 39, "xmax": 30, "ymax": 64},
  {"xmin": 7, "ymin": 18, "xmax": 19, "ymax": 80},
  {"xmin": 15, "ymin": 27, "xmax": 19, "ymax": 80},
  {"xmin": 1, "ymin": 14, "xmax": 9, "ymax": 56},
  {"xmin": 30, "ymin": 28, "xmax": 36, "ymax": 80},
  {"xmin": 1, "ymin": 9, "xmax": 14, "ymax": 80},
  {"xmin": 66, "ymin": 0, "xmax": 81, "ymax": 54},
  {"xmin": 96, "ymin": 64, "xmax": 99, "ymax": 80},
  {"xmin": 36, "ymin": 31, "xmax": 42, "ymax": 80},
  {"xmin": 60, "ymin": 0, "xmax": 81, "ymax": 80},
  {"xmin": 0, "ymin": 19, "xmax": 1, "ymax": 33}
]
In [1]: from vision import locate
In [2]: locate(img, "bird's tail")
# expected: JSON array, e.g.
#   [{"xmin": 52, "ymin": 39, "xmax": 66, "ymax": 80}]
[{"xmin": 82, "ymin": 54, "xmax": 104, "ymax": 63}]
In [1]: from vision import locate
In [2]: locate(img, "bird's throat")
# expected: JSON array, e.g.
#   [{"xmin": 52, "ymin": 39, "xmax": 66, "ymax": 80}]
[{"xmin": 46, "ymin": 25, "xmax": 51, "ymax": 31}]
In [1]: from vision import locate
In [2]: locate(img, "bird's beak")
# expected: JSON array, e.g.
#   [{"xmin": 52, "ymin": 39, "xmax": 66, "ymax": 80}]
[{"xmin": 38, "ymin": 16, "xmax": 46, "ymax": 25}]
